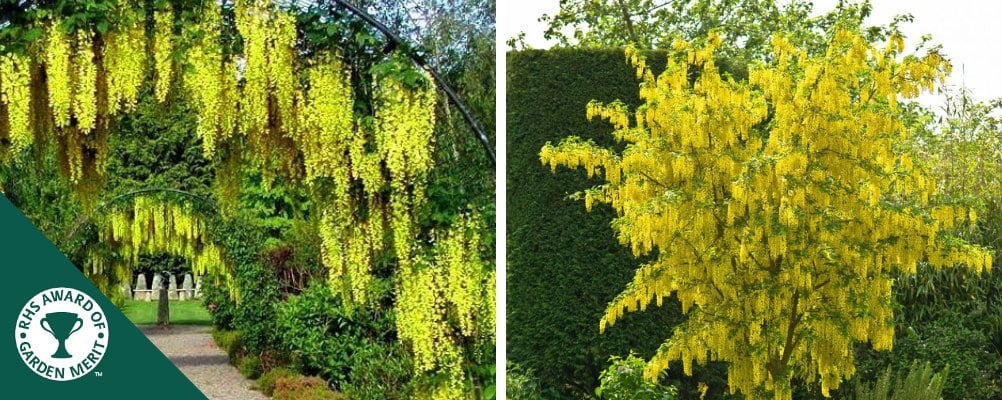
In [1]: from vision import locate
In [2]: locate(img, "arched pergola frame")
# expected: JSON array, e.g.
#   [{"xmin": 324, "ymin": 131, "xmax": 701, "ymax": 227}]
[
  {"xmin": 328, "ymin": 0, "xmax": 496, "ymax": 166},
  {"xmin": 65, "ymin": 187, "xmax": 218, "ymax": 244}
]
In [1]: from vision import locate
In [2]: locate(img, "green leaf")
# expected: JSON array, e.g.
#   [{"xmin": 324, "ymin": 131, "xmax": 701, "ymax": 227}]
[
  {"xmin": 355, "ymin": 31, "xmax": 377, "ymax": 46},
  {"xmin": 96, "ymin": 21, "xmax": 109, "ymax": 34},
  {"xmin": 23, "ymin": 27, "xmax": 43, "ymax": 42}
]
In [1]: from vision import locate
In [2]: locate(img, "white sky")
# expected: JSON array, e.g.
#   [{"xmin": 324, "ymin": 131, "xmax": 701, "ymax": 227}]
[{"xmin": 498, "ymin": 0, "xmax": 1002, "ymax": 109}]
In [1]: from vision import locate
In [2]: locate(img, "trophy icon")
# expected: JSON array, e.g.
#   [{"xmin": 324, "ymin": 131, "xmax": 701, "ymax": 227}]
[{"xmin": 40, "ymin": 312, "xmax": 83, "ymax": 359}]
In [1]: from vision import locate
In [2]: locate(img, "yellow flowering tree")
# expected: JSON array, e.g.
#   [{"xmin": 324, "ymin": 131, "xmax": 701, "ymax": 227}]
[
  {"xmin": 1, "ymin": 0, "xmax": 494, "ymax": 396},
  {"xmin": 397, "ymin": 213, "xmax": 495, "ymax": 399},
  {"xmin": 0, "ymin": 0, "xmax": 494, "ymax": 396},
  {"xmin": 84, "ymin": 195, "xmax": 228, "ymax": 307},
  {"xmin": 540, "ymin": 29, "xmax": 992, "ymax": 399}
]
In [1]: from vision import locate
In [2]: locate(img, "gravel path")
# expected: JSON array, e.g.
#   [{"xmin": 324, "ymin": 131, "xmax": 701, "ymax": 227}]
[{"xmin": 140, "ymin": 325, "xmax": 269, "ymax": 400}]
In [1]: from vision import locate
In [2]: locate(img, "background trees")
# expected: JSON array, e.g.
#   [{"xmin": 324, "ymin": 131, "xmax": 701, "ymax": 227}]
[
  {"xmin": 530, "ymin": 0, "xmax": 886, "ymax": 59},
  {"xmin": 845, "ymin": 89, "xmax": 1002, "ymax": 400}
]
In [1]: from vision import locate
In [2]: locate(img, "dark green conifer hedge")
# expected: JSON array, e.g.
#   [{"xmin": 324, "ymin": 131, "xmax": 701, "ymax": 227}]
[{"xmin": 506, "ymin": 48, "xmax": 728, "ymax": 398}]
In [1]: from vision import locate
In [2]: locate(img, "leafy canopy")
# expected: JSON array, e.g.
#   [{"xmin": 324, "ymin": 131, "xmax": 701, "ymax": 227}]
[
  {"xmin": 540, "ymin": 28, "xmax": 992, "ymax": 399},
  {"xmin": 0, "ymin": 1, "xmax": 495, "ymax": 397},
  {"xmin": 534, "ymin": 0, "xmax": 882, "ymax": 56}
]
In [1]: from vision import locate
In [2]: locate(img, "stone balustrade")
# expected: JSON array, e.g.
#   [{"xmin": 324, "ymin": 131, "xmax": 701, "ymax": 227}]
[{"xmin": 125, "ymin": 273, "xmax": 201, "ymax": 301}]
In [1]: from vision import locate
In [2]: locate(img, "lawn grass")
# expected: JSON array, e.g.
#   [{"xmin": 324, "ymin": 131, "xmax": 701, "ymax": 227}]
[{"xmin": 121, "ymin": 299, "xmax": 212, "ymax": 325}]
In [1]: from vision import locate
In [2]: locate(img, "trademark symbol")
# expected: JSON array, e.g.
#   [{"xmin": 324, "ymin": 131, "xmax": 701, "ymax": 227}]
[{"xmin": 94, "ymin": 371, "xmax": 103, "ymax": 377}]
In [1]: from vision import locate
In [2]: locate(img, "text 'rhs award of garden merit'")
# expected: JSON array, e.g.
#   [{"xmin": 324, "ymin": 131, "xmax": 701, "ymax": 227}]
[{"xmin": 15, "ymin": 287, "xmax": 109, "ymax": 381}]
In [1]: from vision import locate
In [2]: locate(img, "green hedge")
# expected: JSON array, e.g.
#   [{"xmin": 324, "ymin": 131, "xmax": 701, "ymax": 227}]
[{"xmin": 506, "ymin": 48, "xmax": 727, "ymax": 398}]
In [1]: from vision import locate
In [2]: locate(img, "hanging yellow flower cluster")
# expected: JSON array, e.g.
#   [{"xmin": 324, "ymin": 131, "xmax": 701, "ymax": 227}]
[
  {"xmin": 299, "ymin": 54, "xmax": 382, "ymax": 307},
  {"xmin": 45, "ymin": 21, "xmax": 73, "ymax": 129},
  {"xmin": 29, "ymin": 14, "xmax": 150, "ymax": 202},
  {"xmin": 0, "ymin": 52, "xmax": 33, "ymax": 160},
  {"xmin": 376, "ymin": 73, "xmax": 437, "ymax": 270},
  {"xmin": 232, "ymin": 0, "xmax": 300, "ymax": 185},
  {"xmin": 542, "ymin": 30, "xmax": 991, "ymax": 400},
  {"xmin": 72, "ymin": 30, "xmax": 97, "ymax": 134},
  {"xmin": 396, "ymin": 214, "xmax": 494, "ymax": 400},
  {"xmin": 297, "ymin": 55, "xmax": 355, "ymax": 183},
  {"xmin": 153, "ymin": 6, "xmax": 174, "ymax": 103},
  {"xmin": 84, "ymin": 246, "xmax": 132, "ymax": 307},
  {"xmin": 43, "ymin": 19, "xmax": 107, "ymax": 198},
  {"xmin": 269, "ymin": 12, "xmax": 297, "ymax": 131},
  {"xmin": 297, "ymin": 68, "xmax": 452, "ymax": 397},
  {"xmin": 235, "ymin": 0, "xmax": 269, "ymax": 137},
  {"xmin": 97, "ymin": 197, "xmax": 228, "ymax": 279},
  {"xmin": 305, "ymin": 58, "xmax": 438, "ymax": 309},
  {"xmin": 398, "ymin": 257, "xmax": 457, "ymax": 395},
  {"xmin": 319, "ymin": 198, "xmax": 386, "ymax": 308},
  {"xmin": 183, "ymin": 3, "xmax": 238, "ymax": 157},
  {"xmin": 104, "ymin": 9, "xmax": 146, "ymax": 114}
]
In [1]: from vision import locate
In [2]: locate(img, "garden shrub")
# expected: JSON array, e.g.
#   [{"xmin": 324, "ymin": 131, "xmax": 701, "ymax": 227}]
[
  {"xmin": 258, "ymin": 348, "xmax": 293, "ymax": 373},
  {"xmin": 273, "ymin": 375, "xmax": 342, "ymax": 400},
  {"xmin": 258, "ymin": 367, "xmax": 297, "ymax": 396},
  {"xmin": 202, "ymin": 274, "xmax": 236, "ymax": 330},
  {"xmin": 596, "ymin": 353, "xmax": 677, "ymax": 400},
  {"xmin": 232, "ymin": 257, "xmax": 280, "ymax": 356},
  {"xmin": 893, "ymin": 320, "xmax": 999, "ymax": 399},
  {"xmin": 852, "ymin": 361, "xmax": 947, "ymax": 400},
  {"xmin": 341, "ymin": 341, "xmax": 414, "ymax": 400},
  {"xmin": 210, "ymin": 216, "xmax": 281, "ymax": 356},
  {"xmin": 274, "ymin": 282, "xmax": 390, "ymax": 389},
  {"xmin": 239, "ymin": 354, "xmax": 262, "ymax": 380},
  {"xmin": 467, "ymin": 341, "xmax": 498, "ymax": 400},
  {"xmin": 853, "ymin": 316, "xmax": 1001, "ymax": 400},
  {"xmin": 506, "ymin": 363, "xmax": 544, "ymax": 400},
  {"xmin": 211, "ymin": 328, "xmax": 244, "ymax": 365}
]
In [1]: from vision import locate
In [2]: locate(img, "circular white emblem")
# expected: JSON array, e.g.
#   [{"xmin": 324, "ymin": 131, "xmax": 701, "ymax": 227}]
[{"xmin": 14, "ymin": 287, "xmax": 109, "ymax": 381}]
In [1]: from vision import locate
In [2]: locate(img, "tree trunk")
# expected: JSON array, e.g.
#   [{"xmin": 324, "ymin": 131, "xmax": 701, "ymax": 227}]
[{"xmin": 157, "ymin": 273, "xmax": 170, "ymax": 326}]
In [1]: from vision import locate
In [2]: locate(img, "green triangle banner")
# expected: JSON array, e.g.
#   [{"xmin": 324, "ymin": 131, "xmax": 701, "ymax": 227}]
[{"xmin": 2, "ymin": 195, "xmax": 208, "ymax": 399}]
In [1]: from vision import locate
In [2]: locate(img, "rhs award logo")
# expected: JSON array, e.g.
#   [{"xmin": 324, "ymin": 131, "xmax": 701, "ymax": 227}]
[{"xmin": 14, "ymin": 287, "xmax": 109, "ymax": 381}]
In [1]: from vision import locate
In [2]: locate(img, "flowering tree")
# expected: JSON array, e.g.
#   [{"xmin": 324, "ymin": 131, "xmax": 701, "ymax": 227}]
[{"xmin": 541, "ymin": 29, "xmax": 992, "ymax": 399}]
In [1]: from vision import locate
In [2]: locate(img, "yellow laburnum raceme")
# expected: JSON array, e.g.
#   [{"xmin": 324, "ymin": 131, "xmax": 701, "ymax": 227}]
[
  {"xmin": 154, "ymin": 6, "xmax": 174, "ymax": 103},
  {"xmin": 235, "ymin": 0, "xmax": 269, "ymax": 137},
  {"xmin": 318, "ymin": 197, "xmax": 385, "ymax": 309},
  {"xmin": 104, "ymin": 9, "xmax": 146, "ymax": 114},
  {"xmin": 541, "ymin": 29, "xmax": 991, "ymax": 400},
  {"xmin": 376, "ymin": 73, "xmax": 437, "ymax": 270},
  {"xmin": 396, "ymin": 213, "xmax": 493, "ymax": 400},
  {"xmin": 233, "ymin": 0, "xmax": 302, "ymax": 183},
  {"xmin": 96, "ymin": 197, "xmax": 228, "ymax": 285},
  {"xmin": 302, "ymin": 55, "xmax": 373, "ymax": 308},
  {"xmin": 397, "ymin": 254, "xmax": 447, "ymax": 372},
  {"xmin": 268, "ymin": 11, "xmax": 297, "ymax": 133},
  {"xmin": 184, "ymin": 2, "xmax": 235, "ymax": 157},
  {"xmin": 299, "ymin": 55, "xmax": 353, "ymax": 183},
  {"xmin": 46, "ymin": 20, "xmax": 73, "ymax": 128},
  {"xmin": 72, "ymin": 30, "xmax": 97, "ymax": 134},
  {"xmin": 0, "ymin": 52, "xmax": 33, "ymax": 157}
]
